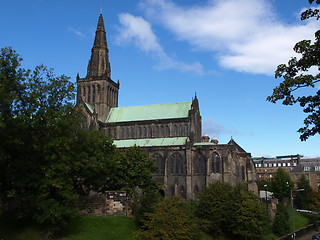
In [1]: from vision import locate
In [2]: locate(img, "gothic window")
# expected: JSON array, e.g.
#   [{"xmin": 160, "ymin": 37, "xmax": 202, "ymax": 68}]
[
  {"xmin": 174, "ymin": 125, "xmax": 178, "ymax": 136},
  {"xmin": 184, "ymin": 124, "xmax": 188, "ymax": 136},
  {"xmin": 126, "ymin": 128, "xmax": 129, "ymax": 139},
  {"xmin": 148, "ymin": 127, "xmax": 152, "ymax": 138},
  {"xmin": 194, "ymin": 185, "xmax": 200, "ymax": 199},
  {"xmin": 144, "ymin": 127, "xmax": 147, "ymax": 138},
  {"xmin": 97, "ymin": 84, "xmax": 101, "ymax": 102},
  {"xmin": 195, "ymin": 154, "xmax": 206, "ymax": 174},
  {"xmin": 242, "ymin": 166, "xmax": 246, "ymax": 180},
  {"xmin": 113, "ymin": 128, "xmax": 117, "ymax": 139},
  {"xmin": 92, "ymin": 85, "xmax": 95, "ymax": 103},
  {"xmin": 83, "ymin": 86, "xmax": 86, "ymax": 98},
  {"xmin": 179, "ymin": 186, "xmax": 186, "ymax": 199},
  {"xmin": 211, "ymin": 153, "xmax": 221, "ymax": 173},
  {"xmin": 107, "ymin": 128, "xmax": 111, "ymax": 136},
  {"xmin": 170, "ymin": 186, "xmax": 175, "ymax": 196},
  {"xmin": 161, "ymin": 126, "xmax": 164, "ymax": 137},
  {"xmin": 121, "ymin": 128, "xmax": 124, "ymax": 139},
  {"xmin": 153, "ymin": 153, "xmax": 165, "ymax": 174},
  {"xmin": 156, "ymin": 126, "xmax": 160, "ymax": 137},
  {"xmin": 138, "ymin": 127, "xmax": 142, "ymax": 138},
  {"xmin": 170, "ymin": 153, "xmax": 184, "ymax": 174},
  {"xmin": 131, "ymin": 127, "xmax": 134, "ymax": 138},
  {"xmin": 179, "ymin": 125, "xmax": 183, "ymax": 136},
  {"xmin": 88, "ymin": 86, "xmax": 91, "ymax": 103},
  {"xmin": 166, "ymin": 125, "xmax": 170, "ymax": 136}
]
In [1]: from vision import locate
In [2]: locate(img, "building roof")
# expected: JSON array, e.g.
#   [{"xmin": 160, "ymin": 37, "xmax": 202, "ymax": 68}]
[
  {"xmin": 106, "ymin": 102, "xmax": 192, "ymax": 123},
  {"xmin": 113, "ymin": 137, "xmax": 187, "ymax": 148}
]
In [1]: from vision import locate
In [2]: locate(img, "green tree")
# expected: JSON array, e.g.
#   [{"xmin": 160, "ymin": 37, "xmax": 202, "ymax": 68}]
[
  {"xmin": 0, "ymin": 47, "xmax": 118, "ymax": 234},
  {"xmin": 194, "ymin": 181, "xmax": 233, "ymax": 237},
  {"xmin": 271, "ymin": 168, "xmax": 294, "ymax": 201},
  {"xmin": 294, "ymin": 174, "xmax": 313, "ymax": 209},
  {"xmin": 231, "ymin": 184, "xmax": 270, "ymax": 240},
  {"xmin": 110, "ymin": 146, "xmax": 160, "ymax": 195},
  {"xmin": 132, "ymin": 190, "xmax": 163, "ymax": 227},
  {"xmin": 135, "ymin": 197, "xmax": 201, "ymax": 240},
  {"xmin": 267, "ymin": 0, "xmax": 320, "ymax": 141},
  {"xmin": 272, "ymin": 202, "xmax": 290, "ymax": 236},
  {"xmin": 307, "ymin": 191, "xmax": 320, "ymax": 212}
]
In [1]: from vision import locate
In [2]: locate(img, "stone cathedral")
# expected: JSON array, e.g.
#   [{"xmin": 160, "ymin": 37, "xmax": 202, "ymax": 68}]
[{"xmin": 76, "ymin": 13, "xmax": 257, "ymax": 200}]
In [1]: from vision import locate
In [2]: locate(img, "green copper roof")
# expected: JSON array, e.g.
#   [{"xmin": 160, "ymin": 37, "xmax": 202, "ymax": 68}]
[
  {"xmin": 106, "ymin": 102, "xmax": 192, "ymax": 123},
  {"xmin": 84, "ymin": 102, "xmax": 94, "ymax": 114},
  {"xmin": 113, "ymin": 137, "xmax": 187, "ymax": 148}
]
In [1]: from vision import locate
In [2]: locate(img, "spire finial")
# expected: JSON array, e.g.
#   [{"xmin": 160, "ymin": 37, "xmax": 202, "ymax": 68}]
[{"xmin": 100, "ymin": 5, "xmax": 103, "ymax": 14}]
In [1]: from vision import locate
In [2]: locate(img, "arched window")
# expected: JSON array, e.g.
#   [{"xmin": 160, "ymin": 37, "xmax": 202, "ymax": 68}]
[
  {"xmin": 131, "ymin": 127, "xmax": 134, "ymax": 138},
  {"xmin": 148, "ymin": 127, "xmax": 152, "ymax": 138},
  {"xmin": 166, "ymin": 125, "xmax": 170, "ymax": 136},
  {"xmin": 83, "ymin": 86, "xmax": 86, "ymax": 99},
  {"xmin": 161, "ymin": 126, "xmax": 164, "ymax": 137},
  {"xmin": 179, "ymin": 125, "xmax": 183, "ymax": 136},
  {"xmin": 170, "ymin": 185, "xmax": 175, "ymax": 196},
  {"xmin": 144, "ymin": 127, "xmax": 147, "ymax": 138},
  {"xmin": 170, "ymin": 153, "xmax": 184, "ymax": 174},
  {"xmin": 184, "ymin": 124, "xmax": 188, "ymax": 136},
  {"xmin": 121, "ymin": 128, "xmax": 124, "ymax": 139},
  {"xmin": 153, "ymin": 153, "xmax": 165, "ymax": 174},
  {"xmin": 113, "ymin": 128, "xmax": 117, "ymax": 139},
  {"xmin": 88, "ymin": 86, "xmax": 91, "ymax": 103},
  {"xmin": 195, "ymin": 154, "xmax": 206, "ymax": 174},
  {"xmin": 194, "ymin": 185, "xmax": 200, "ymax": 199},
  {"xmin": 92, "ymin": 85, "xmax": 95, "ymax": 103},
  {"xmin": 179, "ymin": 186, "xmax": 186, "ymax": 199},
  {"xmin": 138, "ymin": 127, "xmax": 142, "ymax": 138},
  {"xmin": 212, "ymin": 153, "xmax": 220, "ymax": 173},
  {"xmin": 174, "ymin": 125, "xmax": 178, "ymax": 136},
  {"xmin": 126, "ymin": 128, "xmax": 129, "ymax": 138},
  {"xmin": 242, "ymin": 166, "xmax": 246, "ymax": 180},
  {"xmin": 156, "ymin": 126, "xmax": 160, "ymax": 137}
]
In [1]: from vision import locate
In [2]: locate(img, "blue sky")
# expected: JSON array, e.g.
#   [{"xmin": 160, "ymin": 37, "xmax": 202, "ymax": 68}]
[{"xmin": 1, "ymin": 0, "xmax": 320, "ymax": 157}]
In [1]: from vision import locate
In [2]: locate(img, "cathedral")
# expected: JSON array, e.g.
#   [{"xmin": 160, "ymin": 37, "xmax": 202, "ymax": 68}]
[{"xmin": 76, "ymin": 13, "xmax": 257, "ymax": 200}]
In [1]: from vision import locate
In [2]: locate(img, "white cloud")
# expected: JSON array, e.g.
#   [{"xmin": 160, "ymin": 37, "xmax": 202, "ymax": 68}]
[
  {"xmin": 139, "ymin": 0, "xmax": 320, "ymax": 75},
  {"xmin": 67, "ymin": 26, "xmax": 86, "ymax": 38},
  {"xmin": 116, "ymin": 13, "xmax": 203, "ymax": 74},
  {"xmin": 203, "ymin": 117, "xmax": 239, "ymax": 138}
]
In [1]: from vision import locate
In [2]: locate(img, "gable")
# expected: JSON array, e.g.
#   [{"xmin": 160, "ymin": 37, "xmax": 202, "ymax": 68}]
[{"xmin": 106, "ymin": 101, "xmax": 192, "ymax": 123}]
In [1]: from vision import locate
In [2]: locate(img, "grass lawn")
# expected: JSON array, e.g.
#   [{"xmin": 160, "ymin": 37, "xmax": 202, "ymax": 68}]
[{"xmin": 0, "ymin": 215, "xmax": 137, "ymax": 240}]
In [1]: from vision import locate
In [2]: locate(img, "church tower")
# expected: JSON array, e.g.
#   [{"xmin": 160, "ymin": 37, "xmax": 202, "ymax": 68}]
[{"xmin": 77, "ymin": 13, "xmax": 119, "ymax": 123}]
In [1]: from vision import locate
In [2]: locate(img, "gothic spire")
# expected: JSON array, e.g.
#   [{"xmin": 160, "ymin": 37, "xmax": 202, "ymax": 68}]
[{"xmin": 86, "ymin": 13, "xmax": 111, "ymax": 78}]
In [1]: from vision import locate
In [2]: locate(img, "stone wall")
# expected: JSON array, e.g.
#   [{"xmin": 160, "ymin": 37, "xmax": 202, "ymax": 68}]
[{"xmin": 77, "ymin": 191, "xmax": 132, "ymax": 217}]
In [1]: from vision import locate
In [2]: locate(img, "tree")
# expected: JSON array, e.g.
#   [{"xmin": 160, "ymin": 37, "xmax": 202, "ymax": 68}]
[
  {"xmin": 272, "ymin": 202, "xmax": 290, "ymax": 236},
  {"xmin": 294, "ymin": 174, "xmax": 313, "ymax": 209},
  {"xmin": 0, "ymin": 47, "xmax": 118, "ymax": 235},
  {"xmin": 267, "ymin": 0, "xmax": 320, "ymax": 141},
  {"xmin": 135, "ymin": 197, "xmax": 201, "ymax": 240},
  {"xmin": 231, "ymin": 184, "xmax": 270, "ymax": 240},
  {"xmin": 109, "ymin": 146, "xmax": 160, "ymax": 195},
  {"xmin": 271, "ymin": 168, "xmax": 294, "ymax": 201},
  {"xmin": 194, "ymin": 181, "xmax": 233, "ymax": 237}
]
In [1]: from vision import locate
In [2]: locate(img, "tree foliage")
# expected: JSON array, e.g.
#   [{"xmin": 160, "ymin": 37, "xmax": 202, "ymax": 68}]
[
  {"xmin": 272, "ymin": 202, "xmax": 290, "ymax": 236},
  {"xmin": 294, "ymin": 174, "xmax": 313, "ymax": 209},
  {"xmin": 267, "ymin": 0, "xmax": 320, "ymax": 141},
  {"xmin": 0, "ymin": 47, "xmax": 159, "ymax": 234},
  {"xmin": 135, "ymin": 197, "xmax": 201, "ymax": 240},
  {"xmin": 195, "ymin": 181, "xmax": 269, "ymax": 240},
  {"xmin": 271, "ymin": 168, "xmax": 294, "ymax": 201}
]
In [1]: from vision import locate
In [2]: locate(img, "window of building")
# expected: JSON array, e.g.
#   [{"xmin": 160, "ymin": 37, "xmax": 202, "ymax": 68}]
[
  {"xmin": 304, "ymin": 166, "xmax": 310, "ymax": 172},
  {"xmin": 195, "ymin": 154, "xmax": 206, "ymax": 174},
  {"xmin": 138, "ymin": 127, "xmax": 142, "ymax": 138},
  {"xmin": 273, "ymin": 163, "xmax": 277, "ymax": 167},
  {"xmin": 287, "ymin": 163, "xmax": 291, "ymax": 167},
  {"xmin": 121, "ymin": 128, "xmax": 124, "ymax": 139},
  {"xmin": 293, "ymin": 163, "xmax": 297, "ymax": 166},
  {"xmin": 258, "ymin": 164, "xmax": 261, "ymax": 168},
  {"xmin": 174, "ymin": 125, "xmax": 178, "ymax": 136},
  {"xmin": 92, "ymin": 85, "xmax": 95, "ymax": 103},
  {"xmin": 161, "ymin": 126, "xmax": 164, "ymax": 137},
  {"xmin": 315, "ymin": 166, "xmax": 320, "ymax": 171},
  {"xmin": 255, "ymin": 164, "xmax": 258, "ymax": 168},
  {"xmin": 282, "ymin": 163, "xmax": 286, "ymax": 167},
  {"xmin": 264, "ymin": 163, "xmax": 268, "ymax": 168},
  {"xmin": 295, "ymin": 174, "xmax": 298, "ymax": 180},
  {"xmin": 144, "ymin": 127, "xmax": 147, "ymax": 138},
  {"xmin": 269, "ymin": 163, "xmax": 272, "ymax": 167},
  {"xmin": 153, "ymin": 153, "xmax": 165, "ymax": 174},
  {"xmin": 126, "ymin": 128, "xmax": 129, "ymax": 138},
  {"xmin": 269, "ymin": 174, "xmax": 273, "ymax": 178},
  {"xmin": 259, "ymin": 174, "xmax": 262, "ymax": 178},
  {"xmin": 179, "ymin": 125, "xmax": 183, "ymax": 136},
  {"xmin": 166, "ymin": 125, "xmax": 170, "ymax": 136},
  {"xmin": 170, "ymin": 153, "xmax": 184, "ymax": 174},
  {"xmin": 148, "ymin": 127, "xmax": 152, "ymax": 138},
  {"xmin": 278, "ymin": 163, "xmax": 281, "ymax": 167},
  {"xmin": 212, "ymin": 153, "xmax": 220, "ymax": 173},
  {"xmin": 156, "ymin": 126, "xmax": 160, "ymax": 137},
  {"xmin": 131, "ymin": 127, "xmax": 134, "ymax": 138},
  {"xmin": 113, "ymin": 128, "xmax": 117, "ymax": 139}
]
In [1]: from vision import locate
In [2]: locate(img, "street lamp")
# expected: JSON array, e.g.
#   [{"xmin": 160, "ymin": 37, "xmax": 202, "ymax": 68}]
[
  {"xmin": 264, "ymin": 184, "xmax": 268, "ymax": 211},
  {"xmin": 291, "ymin": 188, "xmax": 304, "ymax": 240}
]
